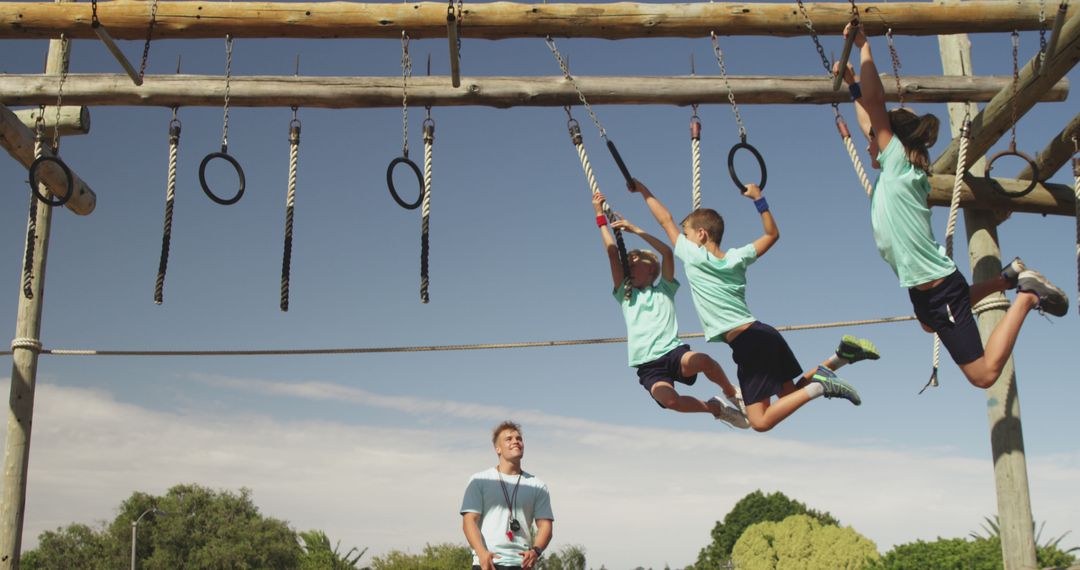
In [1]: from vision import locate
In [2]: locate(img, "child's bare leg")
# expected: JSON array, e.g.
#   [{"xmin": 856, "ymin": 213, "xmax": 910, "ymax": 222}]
[
  {"xmin": 681, "ymin": 350, "xmax": 737, "ymax": 399},
  {"xmin": 958, "ymin": 292, "xmax": 1038, "ymax": 388},
  {"xmin": 745, "ymin": 380, "xmax": 813, "ymax": 432},
  {"xmin": 650, "ymin": 382, "xmax": 712, "ymax": 414}
]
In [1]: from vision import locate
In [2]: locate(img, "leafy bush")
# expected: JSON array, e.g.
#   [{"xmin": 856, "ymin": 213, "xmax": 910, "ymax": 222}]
[{"xmin": 730, "ymin": 514, "xmax": 879, "ymax": 570}]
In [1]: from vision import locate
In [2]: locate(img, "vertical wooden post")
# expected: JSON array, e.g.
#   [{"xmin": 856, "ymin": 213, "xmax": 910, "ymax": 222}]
[
  {"xmin": 0, "ymin": 20, "xmax": 70, "ymax": 570},
  {"xmin": 938, "ymin": 26, "xmax": 1038, "ymax": 570}
]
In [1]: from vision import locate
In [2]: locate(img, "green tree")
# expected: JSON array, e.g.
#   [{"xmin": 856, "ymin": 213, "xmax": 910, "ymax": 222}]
[
  {"xmin": 691, "ymin": 490, "xmax": 840, "ymax": 569},
  {"xmin": 874, "ymin": 535, "xmax": 1076, "ymax": 570},
  {"xmin": 538, "ymin": 544, "xmax": 587, "ymax": 570},
  {"xmin": 21, "ymin": 523, "xmax": 119, "ymax": 570},
  {"xmin": 369, "ymin": 543, "xmax": 472, "ymax": 570},
  {"xmin": 298, "ymin": 529, "xmax": 368, "ymax": 570},
  {"xmin": 731, "ymin": 514, "xmax": 879, "ymax": 570}
]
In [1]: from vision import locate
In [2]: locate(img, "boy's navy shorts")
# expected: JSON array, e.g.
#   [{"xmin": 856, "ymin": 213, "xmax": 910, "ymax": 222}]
[
  {"xmin": 635, "ymin": 344, "xmax": 698, "ymax": 406},
  {"xmin": 908, "ymin": 270, "xmax": 984, "ymax": 365},
  {"xmin": 728, "ymin": 321, "xmax": 803, "ymax": 406}
]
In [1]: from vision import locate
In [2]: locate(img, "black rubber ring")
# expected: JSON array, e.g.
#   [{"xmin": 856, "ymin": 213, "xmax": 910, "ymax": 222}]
[
  {"xmin": 199, "ymin": 151, "xmax": 246, "ymax": 205},
  {"xmin": 386, "ymin": 156, "xmax": 424, "ymax": 210},
  {"xmin": 606, "ymin": 139, "xmax": 633, "ymax": 185},
  {"xmin": 28, "ymin": 155, "xmax": 74, "ymax": 207},
  {"xmin": 727, "ymin": 141, "xmax": 768, "ymax": 194},
  {"xmin": 985, "ymin": 150, "xmax": 1039, "ymax": 198}
]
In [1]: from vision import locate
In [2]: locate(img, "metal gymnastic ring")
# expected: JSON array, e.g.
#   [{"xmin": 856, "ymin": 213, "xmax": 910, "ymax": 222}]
[
  {"xmin": 199, "ymin": 150, "xmax": 246, "ymax": 205},
  {"xmin": 386, "ymin": 156, "xmax": 424, "ymax": 210},
  {"xmin": 28, "ymin": 155, "xmax": 74, "ymax": 207},
  {"xmin": 727, "ymin": 140, "xmax": 768, "ymax": 194},
  {"xmin": 984, "ymin": 147, "xmax": 1038, "ymax": 198}
]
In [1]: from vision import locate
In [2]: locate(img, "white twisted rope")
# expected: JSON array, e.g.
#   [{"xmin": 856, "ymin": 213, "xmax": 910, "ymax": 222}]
[
  {"xmin": 0, "ymin": 315, "xmax": 916, "ymax": 358},
  {"xmin": 1074, "ymin": 157, "xmax": 1079, "ymax": 315},
  {"xmin": 421, "ymin": 122, "xmax": 434, "ymax": 304},
  {"xmin": 691, "ymin": 133, "xmax": 702, "ymax": 210},
  {"xmin": 842, "ymin": 134, "xmax": 874, "ymax": 197},
  {"xmin": 575, "ymin": 139, "xmax": 604, "ymax": 200},
  {"xmin": 926, "ymin": 119, "xmax": 971, "ymax": 392},
  {"xmin": 155, "ymin": 120, "xmax": 180, "ymax": 305},
  {"xmin": 973, "ymin": 297, "xmax": 1012, "ymax": 315},
  {"xmin": 10, "ymin": 337, "xmax": 42, "ymax": 353},
  {"xmin": 280, "ymin": 122, "xmax": 299, "ymax": 312}
]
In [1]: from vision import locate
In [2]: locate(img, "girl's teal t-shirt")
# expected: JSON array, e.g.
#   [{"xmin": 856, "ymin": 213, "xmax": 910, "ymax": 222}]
[{"xmin": 614, "ymin": 278, "xmax": 682, "ymax": 367}]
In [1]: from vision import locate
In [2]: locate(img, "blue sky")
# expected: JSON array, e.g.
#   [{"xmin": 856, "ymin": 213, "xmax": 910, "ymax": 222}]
[{"xmin": 2, "ymin": 3, "xmax": 1079, "ymax": 568}]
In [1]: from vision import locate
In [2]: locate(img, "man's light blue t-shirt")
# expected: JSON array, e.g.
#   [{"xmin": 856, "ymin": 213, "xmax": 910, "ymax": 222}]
[
  {"xmin": 871, "ymin": 136, "xmax": 956, "ymax": 288},
  {"xmin": 674, "ymin": 235, "xmax": 757, "ymax": 343},
  {"xmin": 614, "ymin": 278, "xmax": 683, "ymax": 367},
  {"xmin": 460, "ymin": 468, "xmax": 554, "ymax": 567}
]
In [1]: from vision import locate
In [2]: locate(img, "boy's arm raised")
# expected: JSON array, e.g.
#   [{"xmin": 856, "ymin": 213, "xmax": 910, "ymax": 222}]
[
  {"xmin": 593, "ymin": 192, "xmax": 625, "ymax": 288},
  {"xmin": 613, "ymin": 219, "xmax": 675, "ymax": 282},
  {"xmin": 628, "ymin": 178, "xmax": 682, "ymax": 246},
  {"xmin": 743, "ymin": 183, "xmax": 779, "ymax": 257}
]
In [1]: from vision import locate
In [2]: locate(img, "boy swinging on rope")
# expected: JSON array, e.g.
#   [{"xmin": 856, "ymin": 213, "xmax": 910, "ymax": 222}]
[
  {"xmin": 627, "ymin": 179, "xmax": 880, "ymax": 432},
  {"xmin": 837, "ymin": 22, "xmax": 1068, "ymax": 389},
  {"xmin": 592, "ymin": 192, "xmax": 749, "ymax": 429}
]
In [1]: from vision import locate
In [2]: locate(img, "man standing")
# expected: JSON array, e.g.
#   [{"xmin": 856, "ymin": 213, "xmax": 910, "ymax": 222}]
[{"xmin": 461, "ymin": 421, "xmax": 554, "ymax": 570}]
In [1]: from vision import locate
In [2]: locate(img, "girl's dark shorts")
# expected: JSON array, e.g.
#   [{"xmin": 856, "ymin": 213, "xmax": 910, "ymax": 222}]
[
  {"xmin": 908, "ymin": 270, "xmax": 984, "ymax": 365},
  {"xmin": 636, "ymin": 344, "xmax": 698, "ymax": 407},
  {"xmin": 728, "ymin": 321, "xmax": 803, "ymax": 406}
]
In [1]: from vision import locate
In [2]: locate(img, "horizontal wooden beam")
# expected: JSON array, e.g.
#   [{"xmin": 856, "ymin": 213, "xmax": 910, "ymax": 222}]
[
  {"xmin": 927, "ymin": 173, "xmax": 1075, "ymax": 217},
  {"xmin": 2, "ymin": 2, "xmax": 1076, "ymax": 40},
  {"xmin": 0, "ymin": 103, "xmax": 97, "ymax": 216},
  {"xmin": 933, "ymin": 7, "xmax": 1080, "ymax": 175},
  {"xmin": 1017, "ymin": 111, "xmax": 1080, "ymax": 181},
  {"xmin": 0, "ymin": 74, "xmax": 1067, "ymax": 109},
  {"xmin": 12, "ymin": 106, "xmax": 91, "ymax": 136}
]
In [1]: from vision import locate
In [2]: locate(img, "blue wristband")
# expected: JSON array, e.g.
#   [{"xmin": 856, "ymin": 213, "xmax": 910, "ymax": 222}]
[
  {"xmin": 754, "ymin": 197, "xmax": 769, "ymax": 213},
  {"xmin": 848, "ymin": 82, "xmax": 862, "ymax": 100}
]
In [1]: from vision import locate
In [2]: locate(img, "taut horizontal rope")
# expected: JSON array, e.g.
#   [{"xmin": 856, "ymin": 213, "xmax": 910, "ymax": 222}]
[{"xmin": 0, "ymin": 315, "xmax": 917, "ymax": 357}]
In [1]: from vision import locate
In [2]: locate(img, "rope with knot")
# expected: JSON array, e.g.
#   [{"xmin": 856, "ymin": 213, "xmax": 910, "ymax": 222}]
[{"xmin": 155, "ymin": 113, "xmax": 180, "ymax": 305}]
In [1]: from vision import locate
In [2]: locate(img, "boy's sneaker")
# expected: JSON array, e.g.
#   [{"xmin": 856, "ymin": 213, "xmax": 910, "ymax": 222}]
[
  {"xmin": 724, "ymin": 387, "xmax": 748, "ymax": 418},
  {"xmin": 1001, "ymin": 257, "xmax": 1026, "ymax": 289},
  {"xmin": 836, "ymin": 335, "xmax": 880, "ymax": 363},
  {"xmin": 707, "ymin": 396, "xmax": 750, "ymax": 429},
  {"xmin": 1017, "ymin": 269, "xmax": 1069, "ymax": 317},
  {"xmin": 811, "ymin": 366, "xmax": 861, "ymax": 406}
]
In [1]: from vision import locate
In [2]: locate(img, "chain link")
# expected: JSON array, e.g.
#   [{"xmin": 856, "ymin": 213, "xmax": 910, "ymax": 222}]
[
  {"xmin": 795, "ymin": 0, "xmax": 833, "ymax": 77},
  {"xmin": 886, "ymin": 28, "xmax": 904, "ymax": 107},
  {"xmin": 91, "ymin": 0, "xmax": 99, "ymax": 26},
  {"xmin": 545, "ymin": 36, "xmax": 608, "ymax": 140},
  {"xmin": 456, "ymin": 0, "xmax": 464, "ymax": 58},
  {"xmin": 401, "ymin": 32, "xmax": 412, "ymax": 157},
  {"xmin": 221, "ymin": 35, "xmax": 233, "ymax": 150},
  {"xmin": 1039, "ymin": 0, "xmax": 1048, "ymax": 67},
  {"xmin": 710, "ymin": 32, "xmax": 747, "ymax": 141},
  {"xmin": 52, "ymin": 35, "xmax": 69, "ymax": 153},
  {"xmin": 1010, "ymin": 30, "xmax": 1019, "ymax": 148},
  {"xmin": 139, "ymin": 0, "xmax": 159, "ymax": 81}
]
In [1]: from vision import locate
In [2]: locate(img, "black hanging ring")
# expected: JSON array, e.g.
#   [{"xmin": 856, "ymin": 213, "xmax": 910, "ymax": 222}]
[
  {"xmin": 28, "ymin": 155, "xmax": 74, "ymax": 207},
  {"xmin": 727, "ymin": 140, "xmax": 768, "ymax": 194},
  {"xmin": 199, "ymin": 149, "xmax": 246, "ymax": 205},
  {"xmin": 386, "ymin": 156, "xmax": 424, "ymax": 210},
  {"xmin": 984, "ymin": 146, "xmax": 1038, "ymax": 198}
]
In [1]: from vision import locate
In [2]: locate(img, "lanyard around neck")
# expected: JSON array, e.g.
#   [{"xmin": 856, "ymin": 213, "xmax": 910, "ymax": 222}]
[{"xmin": 497, "ymin": 469, "xmax": 521, "ymax": 514}]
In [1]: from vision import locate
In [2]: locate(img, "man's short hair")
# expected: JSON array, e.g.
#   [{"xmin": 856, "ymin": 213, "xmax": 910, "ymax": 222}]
[
  {"xmin": 681, "ymin": 208, "xmax": 725, "ymax": 245},
  {"xmin": 492, "ymin": 420, "xmax": 522, "ymax": 446}
]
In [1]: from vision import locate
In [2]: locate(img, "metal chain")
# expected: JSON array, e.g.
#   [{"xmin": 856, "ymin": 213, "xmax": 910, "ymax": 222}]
[
  {"xmin": 795, "ymin": 0, "xmax": 833, "ymax": 77},
  {"xmin": 91, "ymin": 0, "xmax": 99, "ymax": 26},
  {"xmin": 52, "ymin": 35, "xmax": 69, "ymax": 153},
  {"xmin": 456, "ymin": 0, "xmax": 464, "ymax": 58},
  {"xmin": 1009, "ymin": 31, "xmax": 1019, "ymax": 149},
  {"xmin": 886, "ymin": 28, "xmax": 904, "ymax": 107},
  {"xmin": 710, "ymin": 31, "xmax": 746, "ymax": 141},
  {"xmin": 401, "ymin": 32, "xmax": 412, "ymax": 157},
  {"xmin": 221, "ymin": 35, "xmax": 233, "ymax": 151},
  {"xmin": 139, "ymin": 0, "xmax": 159, "ymax": 81},
  {"xmin": 1039, "ymin": 0, "xmax": 1048, "ymax": 67},
  {"xmin": 545, "ymin": 36, "xmax": 608, "ymax": 140}
]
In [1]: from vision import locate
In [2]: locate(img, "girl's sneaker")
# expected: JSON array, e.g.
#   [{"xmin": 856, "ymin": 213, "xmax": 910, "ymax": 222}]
[
  {"xmin": 811, "ymin": 366, "xmax": 861, "ymax": 406},
  {"xmin": 836, "ymin": 336, "xmax": 880, "ymax": 363},
  {"xmin": 707, "ymin": 397, "xmax": 750, "ymax": 429},
  {"xmin": 1017, "ymin": 270, "xmax": 1069, "ymax": 317}
]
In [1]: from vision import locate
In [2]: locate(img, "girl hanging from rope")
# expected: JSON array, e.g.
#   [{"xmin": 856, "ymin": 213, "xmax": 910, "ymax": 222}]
[
  {"xmin": 836, "ymin": 22, "xmax": 1068, "ymax": 389},
  {"xmin": 591, "ymin": 191, "xmax": 750, "ymax": 429}
]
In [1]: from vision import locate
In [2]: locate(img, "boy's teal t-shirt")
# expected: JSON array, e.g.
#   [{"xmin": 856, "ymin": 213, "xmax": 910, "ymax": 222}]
[
  {"xmin": 614, "ymin": 278, "xmax": 683, "ymax": 367},
  {"xmin": 871, "ymin": 136, "xmax": 956, "ymax": 288},
  {"xmin": 674, "ymin": 236, "xmax": 757, "ymax": 343}
]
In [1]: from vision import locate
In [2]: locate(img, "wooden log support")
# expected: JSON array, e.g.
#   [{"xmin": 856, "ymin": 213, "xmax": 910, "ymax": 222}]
[
  {"xmin": 932, "ymin": 7, "xmax": 1080, "ymax": 176},
  {"xmin": 1, "ymin": 1, "xmax": 1076, "ymax": 40},
  {"xmin": 1017, "ymin": 112, "xmax": 1080, "ymax": 181},
  {"xmin": 0, "ymin": 74, "xmax": 1067, "ymax": 109},
  {"xmin": 0, "ymin": 103, "xmax": 97, "ymax": 215},
  {"xmin": 13, "ymin": 106, "xmax": 91, "ymax": 136},
  {"xmin": 927, "ymin": 174, "xmax": 1076, "ymax": 217}
]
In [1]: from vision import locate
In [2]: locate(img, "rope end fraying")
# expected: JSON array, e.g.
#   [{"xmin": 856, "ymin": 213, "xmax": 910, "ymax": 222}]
[{"xmin": 919, "ymin": 367, "xmax": 939, "ymax": 395}]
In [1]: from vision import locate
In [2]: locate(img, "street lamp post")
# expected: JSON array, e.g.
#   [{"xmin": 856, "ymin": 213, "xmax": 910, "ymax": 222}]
[{"xmin": 130, "ymin": 508, "xmax": 165, "ymax": 570}]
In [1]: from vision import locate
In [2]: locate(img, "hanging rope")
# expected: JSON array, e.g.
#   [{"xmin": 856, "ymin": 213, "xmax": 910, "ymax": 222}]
[
  {"xmin": 1073, "ymin": 134, "xmax": 1079, "ymax": 316},
  {"xmin": 420, "ymin": 108, "xmax": 434, "ymax": 304},
  {"xmin": 0, "ymin": 315, "xmax": 917, "ymax": 358},
  {"xmin": 280, "ymin": 107, "xmax": 301, "ymax": 312},
  {"xmin": 22, "ymin": 121, "xmax": 44, "ymax": 300},
  {"xmin": 691, "ymin": 113, "xmax": 702, "ymax": 210},
  {"xmin": 154, "ymin": 110, "xmax": 181, "ymax": 305},
  {"xmin": 921, "ymin": 114, "xmax": 971, "ymax": 394}
]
